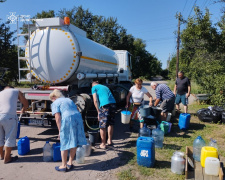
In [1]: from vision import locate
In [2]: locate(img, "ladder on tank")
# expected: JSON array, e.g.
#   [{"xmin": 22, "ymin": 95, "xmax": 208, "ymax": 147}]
[{"xmin": 17, "ymin": 16, "xmax": 35, "ymax": 83}]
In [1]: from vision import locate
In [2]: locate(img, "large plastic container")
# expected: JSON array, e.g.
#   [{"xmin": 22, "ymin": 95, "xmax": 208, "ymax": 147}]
[
  {"xmin": 43, "ymin": 141, "xmax": 53, "ymax": 162},
  {"xmin": 76, "ymin": 146, "xmax": 85, "ymax": 164},
  {"xmin": 18, "ymin": 136, "xmax": 30, "ymax": 155},
  {"xmin": 201, "ymin": 146, "xmax": 218, "ymax": 167},
  {"xmin": 139, "ymin": 123, "xmax": 151, "ymax": 137},
  {"xmin": 160, "ymin": 121, "xmax": 170, "ymax": 134},
  {"xmin": 178, "ymin": 113, "xmax": 191, "ymax": 130},
  {"xmin": 193, "ymin": 136, "xmax": 205, "ymax": 162},
  {"xmin": 52, "ymin": 142, "xmax": 61, "ymax": 162},
  {"xmin": 137, "ymin": 136, "xmax": 155, "ymax": 168},
  {"xmin": 171, "ymin": 151, "xmax": 185, "ymax": 174},
  {"xmin": 82, "ymin": 139, "xmax": 92, "ymax": 157},
  {"xmin": 16, "ymin": 121, "xmax": 20, "ymax": 139},
  {"xmin": 139, "ymin": 105, "xmax": 150, "ymax": 117},
  {"xmin": 209, "ymin": 138, "xmax": 218, "ymax": 150},
  {"xmin": 152, "ymin": 127, "xmax": 164, "ymax": 148},
  {"xmin": 205, "ymin": 157, "xmax": 220, "ymax": 176},
  {"xmin": 121, "ymin": 111, "xmax": 131, "ymax": 124}
]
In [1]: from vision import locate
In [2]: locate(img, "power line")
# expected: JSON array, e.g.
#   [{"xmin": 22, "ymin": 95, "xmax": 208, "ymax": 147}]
[
  {"xmin": 188, "ymin": 0, "xmax": 198, "ymax": 17},
  {"xmin": 183, "ymin": 0, "xmax": 188, "ymax": 12}
]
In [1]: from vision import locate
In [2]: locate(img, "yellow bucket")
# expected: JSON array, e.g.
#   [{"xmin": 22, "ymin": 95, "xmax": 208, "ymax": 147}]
[{"xmin": 201, "ymin": 146, "xmax": 218, "ymax": 167}]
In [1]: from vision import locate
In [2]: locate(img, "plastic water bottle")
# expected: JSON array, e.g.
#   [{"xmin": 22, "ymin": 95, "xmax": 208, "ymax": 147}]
[
  {"xmin": 152, "ymin": 126, "xmax": 164, "ymax": 148},
  {"xmin": 139, "ymin": 124, "xmax": 151, "ymax": 137},
  {"xmin": 76, "ymin": 146, "xmax": 85, "ymax": 164},
  {"xmin": 193, "ymin": 136, "xmax": 205, "ymax": 162},
  {"xmin": 43, "ymin": 141, "xmax": 53, "ymax": 162},
  {"xmin": 82, "ymin": 139, "xmax": 92, "ymax": 157},
  {"xmin": 209, "ymin": 138, "xmax": 218, "ymax": 150}
]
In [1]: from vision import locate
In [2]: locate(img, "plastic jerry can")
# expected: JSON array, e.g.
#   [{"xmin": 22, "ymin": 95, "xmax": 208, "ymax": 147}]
[
  {"xmin": 201, "ymin": 146, "xmax": 218, "ymax": 167},
  {"xmin": 18, "ymin": 136, "xmax": 30, "ymax": 155},
  {"xmin": 137, "ymin": 136, "xmax": 155, "ymax": 168},
  {"xmin": 205, "ymin": 157, "xmax": 220, "ymax": 176},
  {"xmin": 52, "ymin": 142, "xmax": 61, "ymax": 162},
  {"xmin": 178, "ymin": 113, "xmax": 191, "ymax": 130},
  {"xmin": 160, "ymin": 121, "xmax": 170, "ymax": 134}
]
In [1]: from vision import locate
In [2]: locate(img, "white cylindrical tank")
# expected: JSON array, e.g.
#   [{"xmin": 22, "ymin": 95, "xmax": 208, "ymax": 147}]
[{"xmin": 26, "ymin": 18, "xmax": 118, "ymax": 85}]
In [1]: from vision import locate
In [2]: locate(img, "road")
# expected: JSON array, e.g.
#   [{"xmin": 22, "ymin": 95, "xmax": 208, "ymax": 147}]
[{"xmin": 0, "ymin": 80, "xmax": 196, "ymax": 180}]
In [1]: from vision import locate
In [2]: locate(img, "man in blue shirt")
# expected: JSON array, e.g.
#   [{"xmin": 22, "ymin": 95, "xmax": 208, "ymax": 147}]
[
  {"xmin": 92, "ymin": 81, "xmax": 116, "ymax": 149},
  {"xmin": 151, "ymin": 82, "xmax": 175, "ymax": 121}
]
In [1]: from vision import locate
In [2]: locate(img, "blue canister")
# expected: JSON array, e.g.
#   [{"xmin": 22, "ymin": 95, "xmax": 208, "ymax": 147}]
[
  {"xmin": 18, "ymin": 136, "xmax": 30, "ymax": 155},
  {"xmin": 16, "ymin": 121, "xmax": 20, "ymax": 139},
  {"xmin": 178, "ymin": 113, "xmax": 191, "ymax": 130},
  {"xmin": 137, "ymin": 136, "xmax": 155, "ymax": 168},
  {"xmin": 52, "ymin": 142, "xmax": 61, "ymax": 162}
]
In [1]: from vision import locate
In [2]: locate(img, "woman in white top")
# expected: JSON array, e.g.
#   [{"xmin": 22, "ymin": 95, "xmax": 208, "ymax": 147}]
[{"xmin": 125, "ymin": 78, "xmax": 153, "ymax": 129}]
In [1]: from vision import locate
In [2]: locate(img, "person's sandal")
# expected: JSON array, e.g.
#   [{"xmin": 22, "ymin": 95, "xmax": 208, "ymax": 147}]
[
  {"xmin": 4, "ymin": 156, "xmax": 18, "ymax": 164},
  {"xmin": 66, "ymin": 164, "xmax": 74, "ymax": 170}
]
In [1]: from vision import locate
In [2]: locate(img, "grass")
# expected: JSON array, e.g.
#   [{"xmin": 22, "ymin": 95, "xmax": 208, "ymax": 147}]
[{"xmin": 117, "ymin": 103, "xmax": 225, "ymax": 180}]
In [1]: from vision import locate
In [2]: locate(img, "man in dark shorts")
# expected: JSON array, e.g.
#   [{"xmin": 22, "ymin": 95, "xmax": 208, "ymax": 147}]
[
  {"xmin": 174, "ymin": 71, "xmax": 191, "ymax": 113},
  {"xmin": 92, "ymin": 81, "xmax": 116, "ymax": 149},
  {"xmin": 151, "ymin": 82, "xmax": 175, "ymax": 121}
]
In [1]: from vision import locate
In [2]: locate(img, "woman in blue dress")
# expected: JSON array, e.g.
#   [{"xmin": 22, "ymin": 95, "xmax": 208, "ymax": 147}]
[{"xmin": 49, "ymin": 89, "xmax": 86, "ymax": 172}]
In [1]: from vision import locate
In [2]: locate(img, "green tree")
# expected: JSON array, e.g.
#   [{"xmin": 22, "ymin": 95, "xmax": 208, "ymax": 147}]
[
  {"xmin": 173, "ymin": 7, "xmax": 225, "ymax": 105},
  {"xmin": 0, "ymin": 22, "xmax": 18, "ymax": 83}
]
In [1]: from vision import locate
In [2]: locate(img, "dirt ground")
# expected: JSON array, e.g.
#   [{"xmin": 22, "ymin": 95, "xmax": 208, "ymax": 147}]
[{"xmin": 0, "ymin": 80, "xmax": 196, "ymax": 180}]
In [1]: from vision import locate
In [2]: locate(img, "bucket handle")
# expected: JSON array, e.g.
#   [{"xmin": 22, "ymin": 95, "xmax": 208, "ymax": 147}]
[{"xmin": 126, "ymin": 108, "xmax": 128, "ymax": 115}]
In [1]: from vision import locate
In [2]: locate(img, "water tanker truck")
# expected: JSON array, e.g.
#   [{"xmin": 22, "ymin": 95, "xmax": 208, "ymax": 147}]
[{"xmin": 16, "ymin": 17, "xmax": 132, "ymax": 127}]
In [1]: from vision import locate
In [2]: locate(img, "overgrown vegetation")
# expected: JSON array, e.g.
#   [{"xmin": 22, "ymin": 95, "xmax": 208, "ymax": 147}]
[
  {"xmin": 169, "ymin": 6, "xmax": 225, "ymax": 105},
  {"xmin": 117, "ymin": 103, "xmax": 225, "ymax": 180}
]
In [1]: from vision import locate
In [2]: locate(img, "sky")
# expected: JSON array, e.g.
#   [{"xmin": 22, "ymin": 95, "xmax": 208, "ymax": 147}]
[{"xmin": 0, "ymin": 0, "xmax": 223, "ymax": 69}]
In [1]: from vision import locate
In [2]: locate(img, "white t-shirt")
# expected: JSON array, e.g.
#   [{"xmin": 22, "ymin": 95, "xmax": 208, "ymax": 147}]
[{"xmin": 129, "ymin": 86, "xmax": 148, "ymax": 103}]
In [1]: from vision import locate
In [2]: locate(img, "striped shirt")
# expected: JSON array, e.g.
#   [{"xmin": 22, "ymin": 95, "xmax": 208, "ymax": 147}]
[{"xmin": 155, "ymin": 84, "xmax": 175, "ymax": 101}]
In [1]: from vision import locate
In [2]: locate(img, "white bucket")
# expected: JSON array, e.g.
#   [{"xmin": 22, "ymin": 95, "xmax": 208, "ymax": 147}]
[{"xmin": 121, "ymin": 111, "xmax": 131, "ymax": 124}]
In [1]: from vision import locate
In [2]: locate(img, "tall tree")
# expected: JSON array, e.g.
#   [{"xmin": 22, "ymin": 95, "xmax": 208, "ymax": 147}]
[{"xmin": 0, "ymin": 22, "xmax": 18, "ymax": 83}]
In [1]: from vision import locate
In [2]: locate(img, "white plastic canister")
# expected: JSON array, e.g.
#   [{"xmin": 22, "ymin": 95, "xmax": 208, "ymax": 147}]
[{"xmin": 205, "ymin": 157, "xmax": 220, "ymax": 176}]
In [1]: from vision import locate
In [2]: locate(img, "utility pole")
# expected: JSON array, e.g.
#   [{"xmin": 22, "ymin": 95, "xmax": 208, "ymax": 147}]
[{"xmin": 176, "ymin": 12, "xmax": 181, "ymax": 78}]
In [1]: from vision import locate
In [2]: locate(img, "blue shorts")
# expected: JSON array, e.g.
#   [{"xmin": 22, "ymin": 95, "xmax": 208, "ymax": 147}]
[
  {"xmin": 99, "ymin": 104, "xmax": 116, "ymax": 129},
  {"xmin": 0, "ymin": 114, "xmax": 18, "ymax": 147},
  {"xmin": 175, "ymin": 94, "xmax": 188, "ymax": 106}
]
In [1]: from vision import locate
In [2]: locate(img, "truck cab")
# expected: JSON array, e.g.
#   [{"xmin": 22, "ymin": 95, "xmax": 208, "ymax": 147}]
[{"xmin": 114, "ymin": 50, "xmax": 132, "ymax": 83}]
